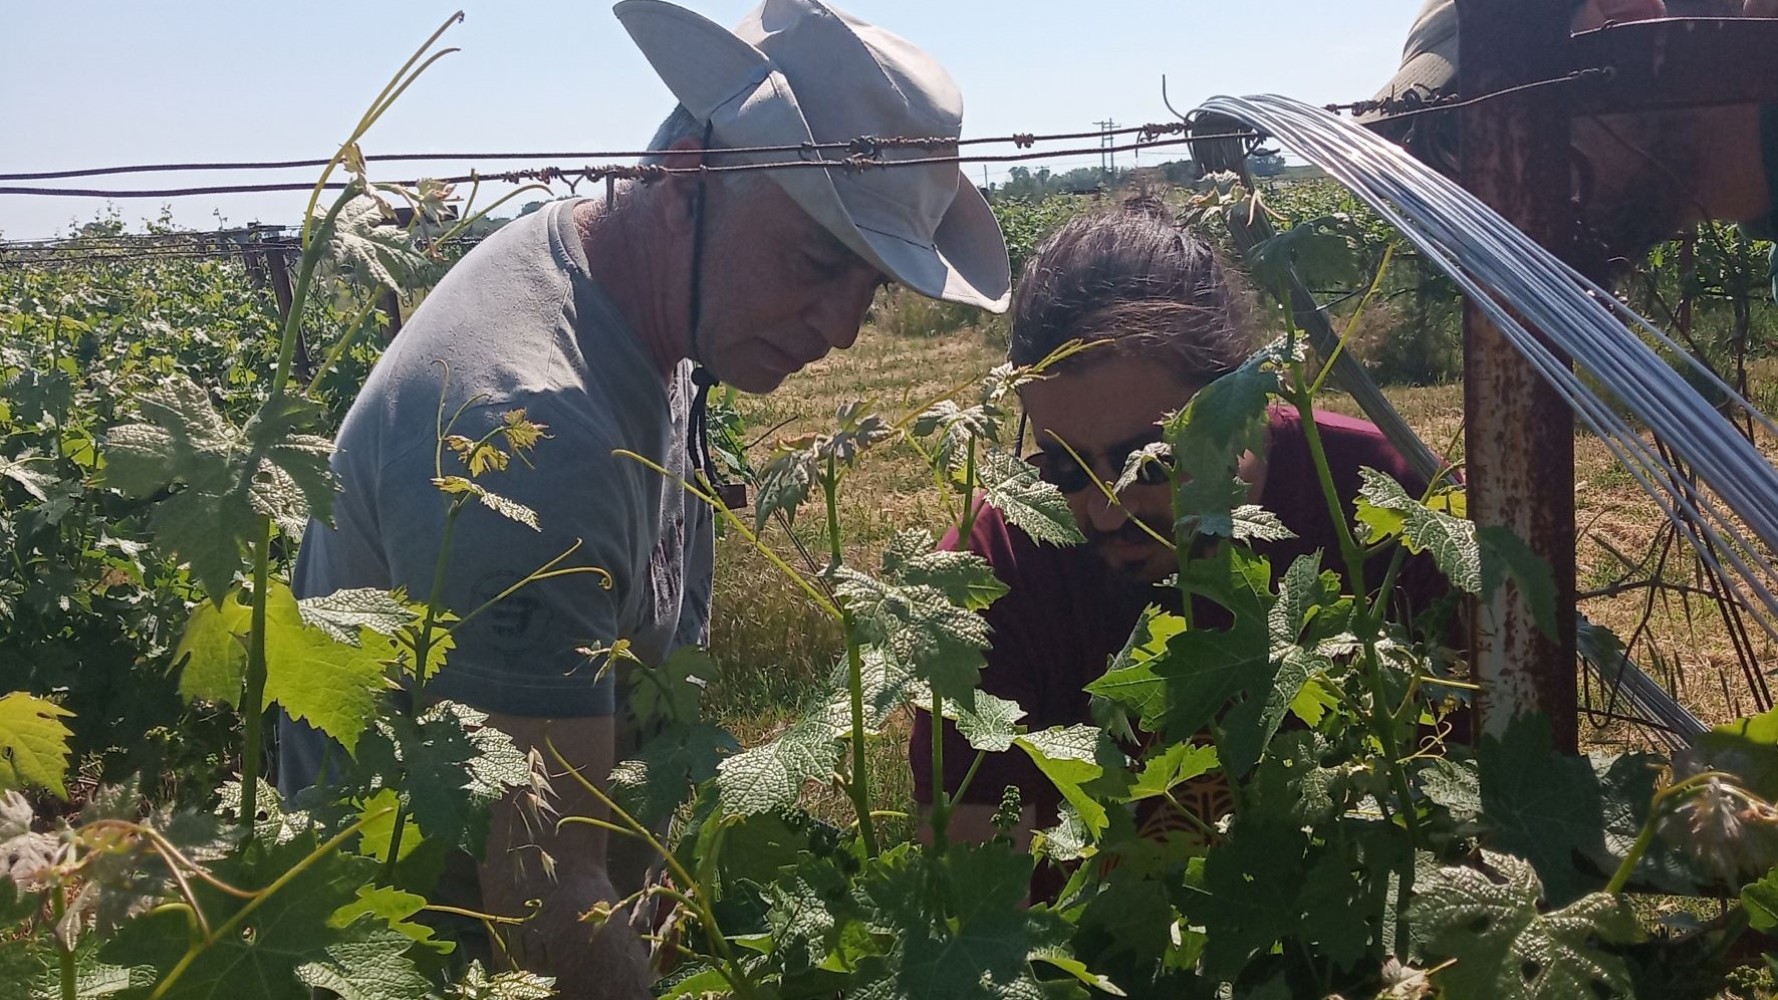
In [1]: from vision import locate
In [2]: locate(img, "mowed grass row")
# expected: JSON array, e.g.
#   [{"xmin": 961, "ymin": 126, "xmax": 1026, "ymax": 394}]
[{"xmin": 705, "ymin": 303, "xmax": 1778, "ymax": 794}]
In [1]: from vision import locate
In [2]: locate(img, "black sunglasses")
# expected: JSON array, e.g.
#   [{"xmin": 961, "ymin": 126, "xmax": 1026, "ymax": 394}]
[{"xmin": 1024, "ymin": 438, "xmax": 1174, "ymax": 495}]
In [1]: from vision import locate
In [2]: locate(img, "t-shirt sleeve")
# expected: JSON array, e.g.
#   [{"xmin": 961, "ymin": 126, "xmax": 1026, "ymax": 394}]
[{"xmin": 372, "ymin": 401, "xmax": 638, "ymax": 718}]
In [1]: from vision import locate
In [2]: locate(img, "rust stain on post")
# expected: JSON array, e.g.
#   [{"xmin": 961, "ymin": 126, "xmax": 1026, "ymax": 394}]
[{"xmin": 1457, "ymin": 0, "xmax": 1580, "ymax": 751}]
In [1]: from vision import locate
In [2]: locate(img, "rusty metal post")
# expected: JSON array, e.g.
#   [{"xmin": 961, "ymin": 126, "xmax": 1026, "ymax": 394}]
[
  {"xmin": 379, "ymin": 287, "xmax": 404, "ymax": 342},
  {"xmin": 264, "ymin": 247, "xmax": 314, "ymax": 384},
  {"xmin": 1456, "ymin": 0, "xmax": 1581, "ymax": 751}
]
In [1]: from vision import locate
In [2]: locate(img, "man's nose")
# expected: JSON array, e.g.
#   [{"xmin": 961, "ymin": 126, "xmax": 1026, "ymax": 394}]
[
  {"xmin": 1085, "ymin": 488, "xmax": 1129, "ymax": 534},
  {"xmin": 809, "ymin": 271, "xmax": 881, "ymax": 350}
]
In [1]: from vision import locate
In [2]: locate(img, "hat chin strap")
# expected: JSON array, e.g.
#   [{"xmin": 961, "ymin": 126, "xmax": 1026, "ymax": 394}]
[{"xmin": 684, "ymin": 120, "xmax": 748, "ymax": 509}]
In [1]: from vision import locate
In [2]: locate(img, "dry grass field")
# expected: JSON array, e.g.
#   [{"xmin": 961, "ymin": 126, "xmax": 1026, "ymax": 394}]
[{"xmin": 704, "ymin": 296, "xmax": 1778, "ymax": 777}]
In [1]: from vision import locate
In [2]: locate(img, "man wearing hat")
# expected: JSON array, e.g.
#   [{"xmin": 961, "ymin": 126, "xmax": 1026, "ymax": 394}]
[
  {"xmin": 281, "ymin": 0, "xmax": 1008, "ymax": 992},
  {"xmin": 1370, "ymin": 0, "xmax": 1775, "ymax": 265}
]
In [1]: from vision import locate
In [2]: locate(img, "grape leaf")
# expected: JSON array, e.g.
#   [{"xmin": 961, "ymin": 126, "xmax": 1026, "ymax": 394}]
[
  {"xmin": 848, "ymin": 842, "xmax": 1084, "ymax": 1000},
  {"xmin": 433, "ymin": 476, "xmax": 539, "ymax": 531},
  {"xmin": 1356, "ymin": 469, "xmax": 1480, "ymax": 594},
  {"xmin": 330, "ymin": 884, "xmax": 448, "ymax": 953},
  {"xmin": 628, "ymin": 645, "xmax": 716, "ymax": 730},
  {"xmin": 609, "ymin": 722, "xmax": 738, "ymax": 830},
  {"xmin": 0, "ymin": 450, "xmax": 56, "ymax": 503},
  {"xmin": 1743, "ymin": 866, "xmax": 1778, "ymax": 931},
  {"xmin": 979, "ymin": 448, "xmax": 1085, "ymax": 547},
  {"xmin": 1478, "ymin": 714, "xmax": 1608, "ymax": 906},
  {"xmin": 297, "ymin": 588, "xmax": 416, "ymax": 646},
  {"xmin": 261, "ymin": 581, "xmax": 397, "ymax": 755},
  {"xmin": 1412, "ymin": 852, "xmax": 1640, "ymax": 1000},
  {"xmin": 0, "ymin": 692, "xmax": 75, "ymax": 797},
  {"xmin": 321, "ymin": 195, "xmax": 434, "ymax": 295},
  {"xmin": 170, "ymin": 587, "xmax": 254, "ymax": 706},
  {"xmin": 1127, "ymin": 742, "xmax": 1220, "ymax": 803},
  {"xmin": 946, "ymin": 690, "xmax": 1027, "ymax": 753},
  {"xmin": 880, "ymin": 530, "xmax": 1009, "ymax": 612},
  {"xmin": 1189, "ymin": 819, "xmax": 1310, "ymax": 980},
  {"xmin": 442, "ymin": 962, "xmax": 557, "ymax": 1000},
  {"xmin": 1166, "ymin": 344, "xmax": 1280, "ymax": 540},
  {"xmin": 1419, "ymin": 756, "xmax": 1483, "ymax": 824},
  {"xmin": 834, "ymin": 568, "xmax": 991, "ymax": 702},
  {"xmin": 716, "ymin": 715, "xmax": 846, "ymax": 816},
  {"xmin": 99, "ymin": 837, "xmax": 431, "ymax": 1000},
  {"xmin": 353, "ymin": 702, "xmax": 530, "ymax": 854},
  {"xmin": 1220, "ymin": 555, "xmax": 1328, "ymax": 779},
  {"xmin": 103, "ymin": 376, "xmax": 336, "ymax": 600},
  {"xmin": 1016, "ymin": 726, "xmax": 1126, "ymax": 837},
  {"xmin": 752, "ymin": 442, "xmax": 819, "ymax": 534}
]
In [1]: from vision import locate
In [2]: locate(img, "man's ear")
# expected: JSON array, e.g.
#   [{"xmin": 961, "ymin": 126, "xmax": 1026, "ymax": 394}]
[
  {"xmin": 657, "ymin": 134, "xmax": 708, "ymax": 238},
  {"xmin": 1572, "ymin": 0, "xmax": 1667, "ymax": 32}
]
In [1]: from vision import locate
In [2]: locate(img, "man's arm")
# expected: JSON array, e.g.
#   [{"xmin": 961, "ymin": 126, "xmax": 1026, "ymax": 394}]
[{"xmin": 477, "ymin": 712, "xmax": 652, "ymax": 1000}]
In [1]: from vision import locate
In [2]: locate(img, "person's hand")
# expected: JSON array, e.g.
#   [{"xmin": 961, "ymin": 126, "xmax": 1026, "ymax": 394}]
[{"xmin": 494, "ymin": 867, "xmax": 652, "ymax": 1000}]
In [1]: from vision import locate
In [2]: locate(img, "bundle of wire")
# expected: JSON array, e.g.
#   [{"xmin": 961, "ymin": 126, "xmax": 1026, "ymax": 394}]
[{"xmin": 1199, "ymin": 94, "xmax": 1778, "ymax": 738}]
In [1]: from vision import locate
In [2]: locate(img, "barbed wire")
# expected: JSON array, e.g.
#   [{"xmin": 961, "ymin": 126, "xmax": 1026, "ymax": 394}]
[
  {"xmin": 0, "ymin": 121, "xmax": 1212, "ymax": 185},
  {"xmin": 0, "ymin": 131, "xmax": 1246, "ymax": 201},
  {"xmin": 0, "ymin": 65, "xmax": 1616, "ymax": 198}
]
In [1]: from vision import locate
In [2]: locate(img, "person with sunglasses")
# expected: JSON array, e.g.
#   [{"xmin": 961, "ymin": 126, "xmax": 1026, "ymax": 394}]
[{"xmin": 909, "ymin": 201, "xmax": 1448, "ymax": 858}]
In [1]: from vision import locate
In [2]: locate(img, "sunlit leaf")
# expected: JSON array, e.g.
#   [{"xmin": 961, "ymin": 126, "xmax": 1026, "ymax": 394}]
[{"xmin": 0, "ymin": 692, "xmax": 74, "ymax": 798}]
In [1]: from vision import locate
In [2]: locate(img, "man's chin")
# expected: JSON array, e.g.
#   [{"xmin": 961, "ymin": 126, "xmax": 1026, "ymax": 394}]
[{"xmin": 1092, "ymin": 540, "xmax": 1174, "ymax": 585}]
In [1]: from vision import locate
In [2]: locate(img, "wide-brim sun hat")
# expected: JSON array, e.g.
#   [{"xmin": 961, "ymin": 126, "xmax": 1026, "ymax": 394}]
[
  {"xmin": 614, "ymin": 0, "xmax": 1012, "ymax": 313},
  {"xmin": 1358, "ymin": 0, "xmax": 1458, "ymax": 125}
]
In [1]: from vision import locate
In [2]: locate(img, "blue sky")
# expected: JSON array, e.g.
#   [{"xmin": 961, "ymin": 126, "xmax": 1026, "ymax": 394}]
[{"xmin": 0, "ymin": 1, "xmax": 1424, "ymax": 239}]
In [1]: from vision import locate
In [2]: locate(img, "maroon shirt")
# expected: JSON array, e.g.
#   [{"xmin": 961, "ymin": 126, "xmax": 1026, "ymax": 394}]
[{"xmin": 910, "ymin": 407, "xmax": 1447, "ymax": 817}]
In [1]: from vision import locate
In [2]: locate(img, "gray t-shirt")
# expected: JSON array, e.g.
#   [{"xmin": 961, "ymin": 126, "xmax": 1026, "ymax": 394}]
[{"xmin": 290, "ymin": 198, "xmax": 713, "ymax": 726}]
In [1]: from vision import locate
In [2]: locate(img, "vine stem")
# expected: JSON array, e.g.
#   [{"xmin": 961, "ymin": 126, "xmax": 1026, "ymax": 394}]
[
  {"xmin": 1605, "ymin": 770, "xmax": 1734, "ymax": 895},
  {"xmin": 1285, "ymin": 364, "xmax": 1427, "ymax": 948},
  {"xmin": 148, "ymin": 809, "xmax": 392, "ymax": 1000},
  {"xmin": 546, "ymin": 742, "xmax": 764, "ymax": 1000},
  {"xmin": 827, "ymin": 453, "xmax": 880, "ymax": 857},
  {"xmin": 383, "ymin": 494, "xmax": 466, "ymax": 875},
  {"xmin": 239, "ymin": 516, "xmax": 274, "ymax": 843},
  {"xmin": 52, "ymin": 889, "xmax": 75, "ymax": 1000},
  {"xmin": 931, "ymin": 437, "xmax": 983, "ymax": 849}
]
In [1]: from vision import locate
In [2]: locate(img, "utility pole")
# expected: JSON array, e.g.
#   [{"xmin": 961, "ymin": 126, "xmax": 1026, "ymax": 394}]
[{"xmin": 1096, "ymin": 119, "xmax": 1119, "ymax": 180}]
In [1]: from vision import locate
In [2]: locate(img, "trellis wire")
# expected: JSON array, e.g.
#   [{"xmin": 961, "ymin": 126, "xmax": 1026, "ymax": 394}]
[{"xmin": 1200, "ymin": 95, "xmax": 1778, "ymax": 726}]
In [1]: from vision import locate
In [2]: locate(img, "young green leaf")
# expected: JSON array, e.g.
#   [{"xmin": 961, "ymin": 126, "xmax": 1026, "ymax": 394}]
[
  {"xmin": 834, "ymin": 568, "xmax": 991, "ymax": 702},
  {"xmin": 262, "ymin": 581, "xmax": 398, "ymax": 755},
  {"xmin": 100, "ymin": 835, "xmax": 432, "ymax": 1000},
  {"xmin": 978, "ymin": 448, "xmax": 1086, "ymax": 547},
  {"xmin": 879, "ymin": 530, "xmax": 1009, "ymax": 612},
  {"xmin": 321, "ymin": 195, "xmax": 435, "ymax": 295},
  {"xmin": 609, "ymin": 722, "xmax": 738, "ymax": 830},
  {"xmin": 1356, "ymin": 469, "xmax": 1480, "ymax": 594},
  {"xmin": 945, "ymin": 689, "xmax": 1027, "ymax": 753},
  {"xmin": 716, "ymin": 714, "xmax": 846, "ymax": 816},
  {"xmin": 1412, "ymin": 852, "xmax": 1640, "ymax": 1000},
  {"xmin": 1016, "ymin": 725, "xmax": 1126, "ymax": 837},
  {"xmin": 0, "ymin": 692, "xmax": 75, "ymax": 798},
  {"xmin": 0, "ymin": 450, "xmax": 56, "ymax": 503},
  {"xmin": 432, "ymin": 476, "xmax": 539, "ymax": 531}
]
